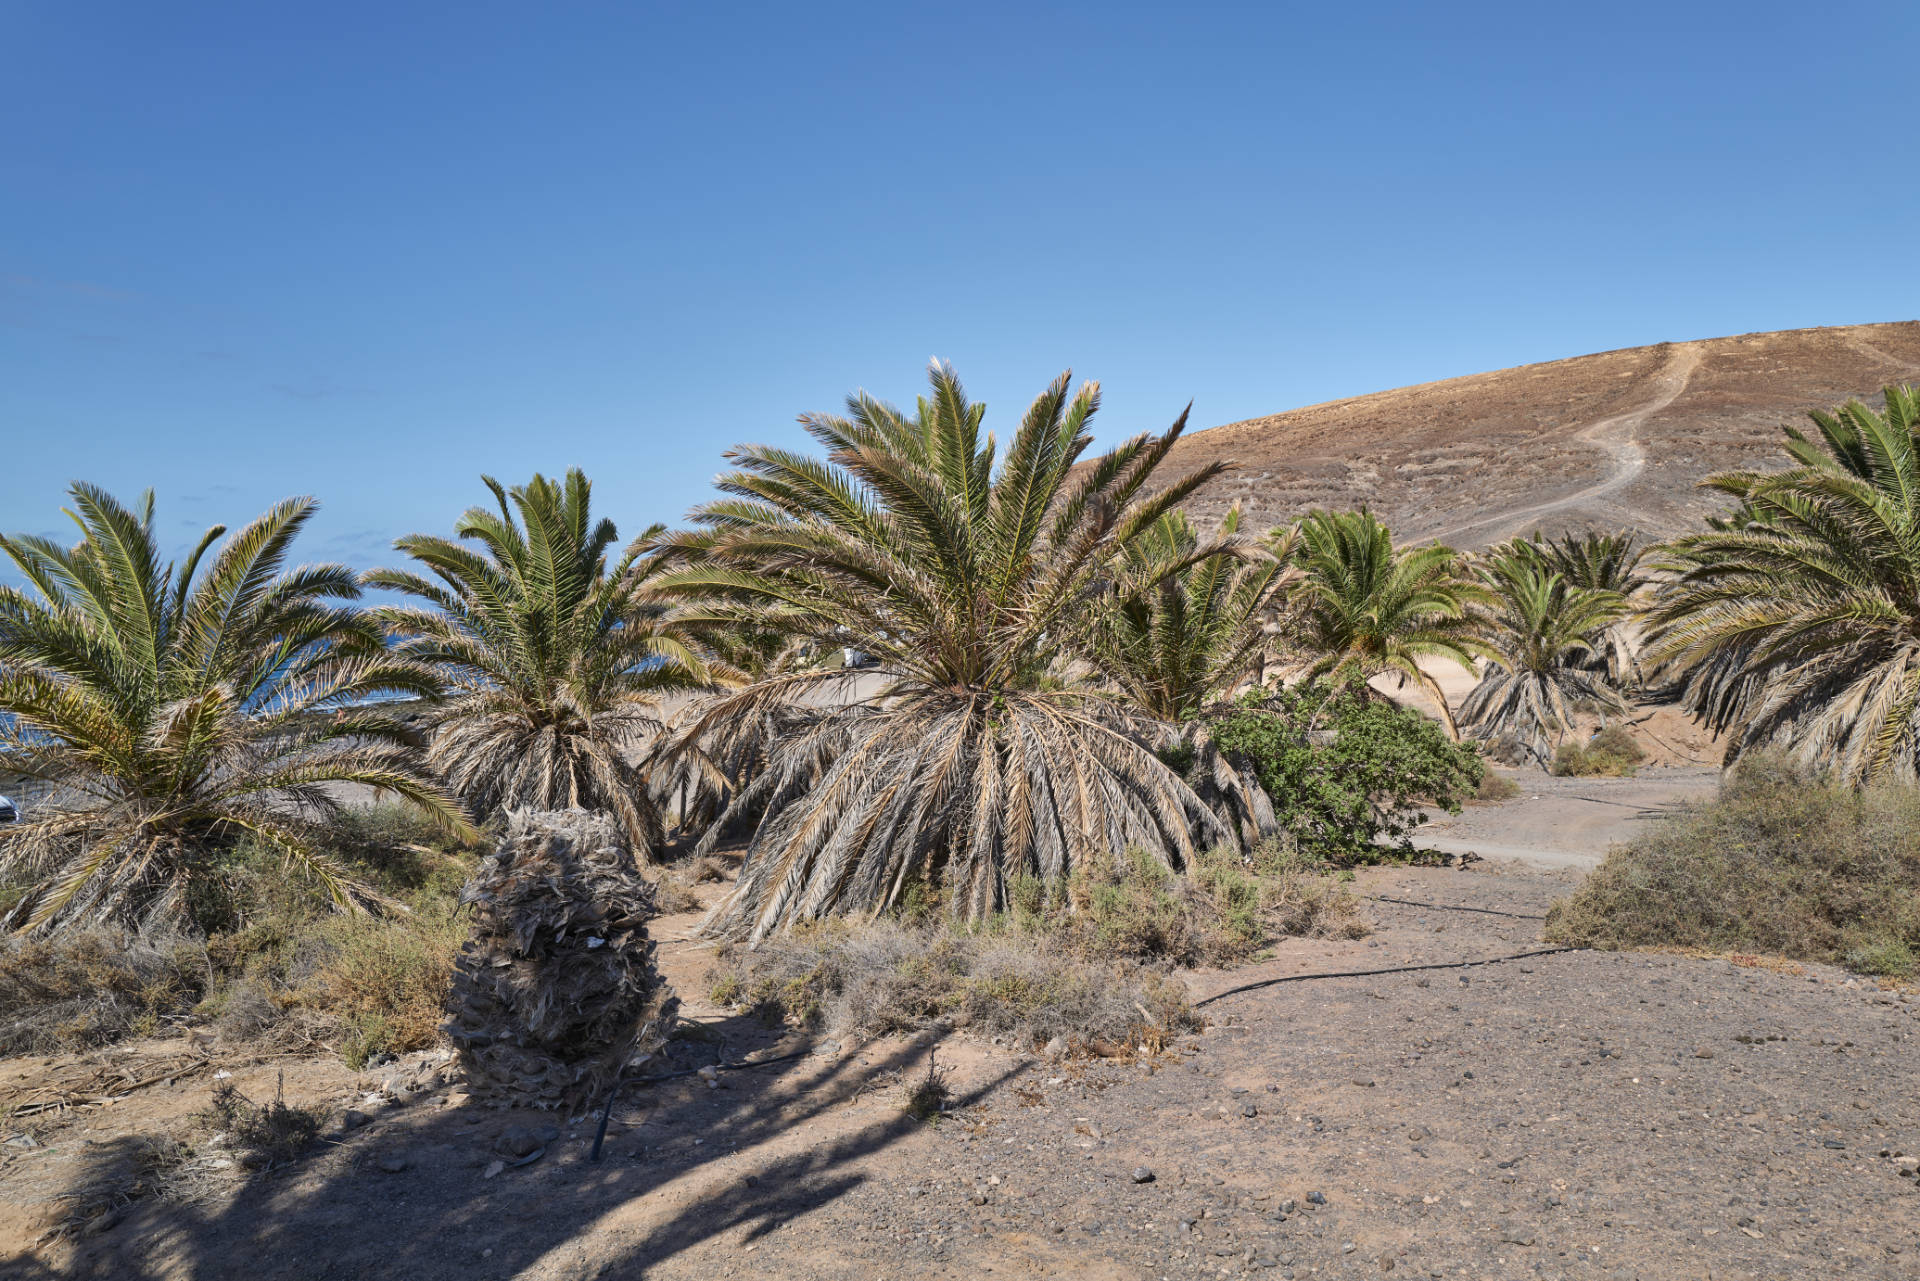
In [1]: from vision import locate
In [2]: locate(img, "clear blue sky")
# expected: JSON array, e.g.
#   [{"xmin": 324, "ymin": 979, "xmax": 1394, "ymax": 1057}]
[{"xmin": 4, "ymin": 1, "xmax": 1915, "ymax": 570}]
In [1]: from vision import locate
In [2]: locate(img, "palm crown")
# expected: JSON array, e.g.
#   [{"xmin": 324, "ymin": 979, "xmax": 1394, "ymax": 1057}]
[
  {"xmin": 367, "ymin": 469, "xmax": 719, "ymax": 855},
  {"xmin": 658, "ymin": 361, "xmax": 1233, "ymax": 939},
  {"xmin": 0, "ymin": 486, "xmax": 470, "ymax": 933},
  {"xmin": 1650, "ymin": 384, "xmax": 1920, "ymax": 782},
  {"xmin": 1458, "ymin": 543, "xmax": 1628, "ymax": 766},
  {"xmin": 1281, "ymin": 509, "xmax": 1484, "ymax": 735},
  {"xmin": 1084, "ymin": 506, "xmax": 1287, "ymax": 721}
]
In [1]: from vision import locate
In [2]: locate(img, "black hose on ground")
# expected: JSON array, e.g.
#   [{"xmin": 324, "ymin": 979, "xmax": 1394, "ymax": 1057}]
[
  {"xmin": 1192, "ymin": 946, "xmax": 1579, "ymax": 1008},
  {"xmin": 1363, "ymin": 895, "xmax": 1547, "ymax": 921}
]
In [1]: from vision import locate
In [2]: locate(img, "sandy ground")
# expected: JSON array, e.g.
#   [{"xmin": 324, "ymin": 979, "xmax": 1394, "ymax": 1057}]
[
  {"xmin": 4, "ymin": 828, "xmax": 1918, "ymax": 1281},
  {"xmin": 1416, "ymin": 768, "xmax": 1718, "ymax": 871}
]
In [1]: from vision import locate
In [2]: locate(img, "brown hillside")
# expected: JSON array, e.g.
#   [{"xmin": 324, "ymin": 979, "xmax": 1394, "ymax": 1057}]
[{"xmin": 1174, "ymin": 321, "xmax": 1920, "ymax": 547}]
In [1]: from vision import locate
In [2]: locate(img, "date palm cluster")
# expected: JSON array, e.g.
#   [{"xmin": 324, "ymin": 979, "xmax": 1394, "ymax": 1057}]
[{"xmin": 3, "ymin": 369, "xmax": 1915, "ymax": 944}]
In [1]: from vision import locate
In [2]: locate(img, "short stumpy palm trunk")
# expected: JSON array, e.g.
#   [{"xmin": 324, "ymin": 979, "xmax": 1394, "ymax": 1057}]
[{"xmin": 446, "ymin": 808, "xmax": 678, "ymax": 1111}]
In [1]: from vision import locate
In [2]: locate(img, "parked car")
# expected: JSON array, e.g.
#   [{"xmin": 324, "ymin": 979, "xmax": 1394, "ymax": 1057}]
[{"xmin": 0, "ymin": 795, "xmax": 17, "ymax": 824}]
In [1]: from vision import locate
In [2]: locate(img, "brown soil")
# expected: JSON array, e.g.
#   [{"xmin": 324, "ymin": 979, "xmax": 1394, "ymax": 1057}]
[
  {"xmin": 1170, "ymin": 320, "xmax": 1920, "ymax": 546},
  {"xmin": 5, "ymin": 851, "xmax": 1917, "ymax": 1280}
]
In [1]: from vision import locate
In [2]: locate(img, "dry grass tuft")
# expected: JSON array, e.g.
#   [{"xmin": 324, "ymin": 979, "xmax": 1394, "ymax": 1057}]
[
  {"xmin": 0, "ymin": 933, "xmax": 205, "ymax": 1056},
  {"xmin": 708, "ymin": 920, "xmax": 1201, "ymax": 1054},
  {"xmin": 201, "ymin": 1074, "xmax": 328, "ymax": 1171},
  {"xmin": 1469, "ymin": 770, "xmax": 1524, "ymax": 804},
  {"xmin": 902, "ymin": 1049, "xmax": 951, "ymax": 1120},
  {"xmin": 1547, "ymin": 754, "xmax": 1920, "ymax": 976},
  {"xmin": 1551, "ymin": 725, "xmax": 1647, "ymax": 777}
]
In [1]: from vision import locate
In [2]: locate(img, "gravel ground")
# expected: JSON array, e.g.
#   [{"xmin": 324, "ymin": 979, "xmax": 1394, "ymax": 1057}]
[{"xmin": 11, "ymin": 861, "xmax": 1920, "ymax": 1281}]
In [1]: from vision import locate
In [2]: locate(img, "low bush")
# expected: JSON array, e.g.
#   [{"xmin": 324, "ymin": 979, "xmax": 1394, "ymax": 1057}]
[
  {"xmin": 1206, "ymin": 681, "xmax": 1486, "ymax": 862},
  {"xmin": 707, "ymin": 921, "xmax": 1201, "ymax": 1054},
  {"xmin": 1550, "ymin": 725, "xmax": 1647, "ymax": 777},
  {"xmin": 1470, "ymin": 770, "xmax": 1523, "ymax": 804},
  {"xmin": 1048, "ymin": 842, "xmax": 1365, "ymax": 966},
  {"xmin": 311, "ymin": 901, "xmax": 465, "ymax": 1069},
  {"xmin": 201, "ymin": 1075, "xmax": 328, "ymax": 1170},
  {"xmin": 1546, "ymin": 755, "xmax": 1920, "ymax": 974},
  {"xmin": 0, "ymin": 803, "xmax": 480, "ymax": 1063},
  {"xmin": 0, "ymin": 933, "xmax": 207, "ymax": 1056}
]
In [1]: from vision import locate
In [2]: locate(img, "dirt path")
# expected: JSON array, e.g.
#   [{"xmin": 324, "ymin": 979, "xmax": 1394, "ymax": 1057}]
[
  {"xmin": 1430, "ymin": 341, "xmax": 1702, "ymax": 546},
  {"xmin": 10, "ymin": 862, "xmax": 1918, "ymax": 1280},
  {"xmin": 1412, "ymin": 768, "xmax": 1720, "ymax": 870}
]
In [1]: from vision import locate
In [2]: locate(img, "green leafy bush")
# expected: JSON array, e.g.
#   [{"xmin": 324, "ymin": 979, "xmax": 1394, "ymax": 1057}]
[
  {"xmin": 1546, "ymin": 755, "xmax": 1920, "ymax": 972},
  {"xmin": 1206, "ymin": 681, "xmax": 1485, "ymax": 862}
]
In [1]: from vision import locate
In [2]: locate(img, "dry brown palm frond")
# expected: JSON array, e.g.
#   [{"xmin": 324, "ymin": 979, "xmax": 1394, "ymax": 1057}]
[
  {"xmin": 0, "ymin": 486, "xmax": 471, "ymax": 936},
  {"xmin": 1647, "ymin": 385, "xmax": 1920, "ymax": 783},
  {"xmin": 652, "ymin": 362, "xmax": 1239, "ymax": 937},
  {"xmin": 368, "ymin": 470, "xmax": 729, "ymax": 858}
]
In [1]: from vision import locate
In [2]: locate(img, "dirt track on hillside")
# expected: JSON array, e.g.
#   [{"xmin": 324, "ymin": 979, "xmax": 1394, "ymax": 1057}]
[
  {"xmin": 7, "ymin": 851, "xmax": 1917, "ymax": 1281},
  {"xmin": 1169, "ymin": 321, "xmax": 1920, "ymax": 546}
]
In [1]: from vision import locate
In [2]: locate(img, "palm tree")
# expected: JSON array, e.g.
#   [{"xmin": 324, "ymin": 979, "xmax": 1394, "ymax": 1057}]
[
  {"xmin": 1280, "ymin": 509, "xmax": 1484, "ymax": 736},
  {"xmin": 1458, "ymin": 544, "xmax": 1629, "ymax": 767},
  {"xmin": 1526, "ymin": 530, "xmax": 1649, "ymax": 692},
  {"xmin": 366, "ymin": 470, "xmax": 723, "ymax": 856},
  {"xmin": 655, "ymin": 361, "xmax": 1233, "ymax": 940},
  {"xmin": 0, "ymin": 485, "xmax": 471, "ymax": 934},
  {"xmin": 1649, "ymin": 384, "xmax": 1920, "ymax": 783},
  {"xmin": 1084, "ymin": 507, "xmax": 1289, "ymax": 720}
]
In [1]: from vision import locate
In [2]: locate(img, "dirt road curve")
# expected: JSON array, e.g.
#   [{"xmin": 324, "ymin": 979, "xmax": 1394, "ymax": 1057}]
[
  {"xmin": 1431, "ymin": 342, "xmax": 1703, "ymax": 546},
  {"xmin": 1412, "ymin": 768, "xmax": 1720, "ymax": 870}
]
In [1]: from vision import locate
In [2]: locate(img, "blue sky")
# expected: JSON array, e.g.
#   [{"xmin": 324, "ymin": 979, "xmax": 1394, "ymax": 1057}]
[{"xmin": 3, "ymin": 1, "xmax": 1916, "ymax": 572}]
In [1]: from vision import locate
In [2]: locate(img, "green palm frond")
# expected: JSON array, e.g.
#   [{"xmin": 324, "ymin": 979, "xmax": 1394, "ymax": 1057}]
[
  {"xmin": 0, "ymin": 486, "xmax": 474, "ymax": 935},
  {"xmin": 368, "ymin": 468, "xmax": 725, "ymax": 856},
  {"xmin": 653, "ymin": 361, "xmax": 1235, "ymax": 940},
  {"xmin": 1647, "ymin": 384, "xmax": 1920, "ymax": 783},
  {"xmin": 1082, "ymin": 507, "xmax": 1289, "ymax": 721},
  {"xmin": 1458, "ymin": 545, "xmax": 1629, "ymax": 766},
  {"xmin": 1276, "ymin": 509, "xmax": 1485, "ymax": 737}
]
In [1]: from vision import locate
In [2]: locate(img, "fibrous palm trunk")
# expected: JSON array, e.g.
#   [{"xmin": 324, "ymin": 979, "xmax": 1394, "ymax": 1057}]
[{"xmin": 447, "ymin": 808, "xmax": 678, "ymax": 1111}]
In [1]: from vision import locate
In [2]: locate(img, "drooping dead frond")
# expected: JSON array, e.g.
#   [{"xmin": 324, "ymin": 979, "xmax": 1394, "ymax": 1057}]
[
  {"xmin": 0, "ymin": 486, "xmax": 471, "ymax": 935},
  {"xmin": 369, "ymin": 471, "xmax": 728, "ymax": 857},
  {"xmin": 653, "ymin": 363, "xmax": 1237, "ymax": 936}
]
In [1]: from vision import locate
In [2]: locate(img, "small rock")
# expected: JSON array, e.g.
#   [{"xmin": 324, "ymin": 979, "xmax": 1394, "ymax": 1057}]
[
  {"xmin": 1822, "ymin": 1139, "xmax": 1847, "ymax": 1150},
  {"xmin": 1693, "ymin": 1048, "xmax": 1715, "ymax": 1059},
  {"xmin": 1349, "ymin": 1078, "xmax": 1376, "ymax": 1088},
  {"xmin": 340, "ymin": 1109, "xmax": 371, "ymax": 1130},
  {"xmin": 1131, "ymin": 1166, "xmax": 1155, "ymax": 1184},
  {"xmin": 1498, "ymin": 1224, "xmax": 1537, "ymax": 1246},
  {"xmin": 1044, "ymin": 1036, "xmax": 1068, "ymax": 1060},
  {"xmin": 970, "ymin": 1191, "xmax": 989, "ymax": 1206},
  {"xmin": 376, "ymin": 1151, "xmax": 410, "ymax": 1174},
  {"xmin": 442, "ymin": 1090, "xmax": 471, "ymax": 1109},
  {"xmin": 1240, "ymin": 1102, "xmax": 1259, "ymax": 1118},
  {"xmin": 494, "ymin": 1126, "xmax": 544, "ymax": 1158},
  {"xmin": 1306, "ymin": 1191, "xmax": 1327, "ymax": 1206}
]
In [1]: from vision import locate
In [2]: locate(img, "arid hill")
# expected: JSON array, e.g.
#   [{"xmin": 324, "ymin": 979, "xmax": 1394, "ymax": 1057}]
[{"xmin": 1175, "ymin": 321, "xmax": 1920, "ymax": 547}]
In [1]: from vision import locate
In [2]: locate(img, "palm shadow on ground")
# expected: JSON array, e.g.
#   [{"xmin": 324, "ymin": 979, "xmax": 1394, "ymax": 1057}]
[{"xmin": 25, "ymin": 1011, "xmax": 1020, "ymax": 1281}]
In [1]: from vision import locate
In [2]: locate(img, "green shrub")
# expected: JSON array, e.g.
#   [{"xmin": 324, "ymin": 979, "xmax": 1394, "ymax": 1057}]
[
  {"xmin": 1207, "ymin": 680, "xmax": 1485, "ymax": 862},
  {"xmin": 1546, "ymin": 755, "xmax": 1920, "ymax": 973}
]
